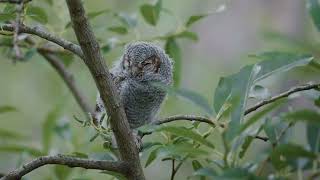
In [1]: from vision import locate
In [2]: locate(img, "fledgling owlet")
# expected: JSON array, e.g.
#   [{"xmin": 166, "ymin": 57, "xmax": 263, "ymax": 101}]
[{"xmin": 94, "ymin": 41, "xmax": 173, "ymax": 129}]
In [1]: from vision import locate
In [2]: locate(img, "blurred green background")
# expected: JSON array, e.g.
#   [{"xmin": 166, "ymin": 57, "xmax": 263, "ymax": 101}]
[{"xmin": 0, "ymin": 0, "xmax": 319, "ymax": 179}]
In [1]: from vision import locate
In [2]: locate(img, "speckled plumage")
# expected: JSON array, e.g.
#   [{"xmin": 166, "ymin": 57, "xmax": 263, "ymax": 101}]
[{"xmin": 95, "ymin": 42, "xmax": 173, "ymax": 129}]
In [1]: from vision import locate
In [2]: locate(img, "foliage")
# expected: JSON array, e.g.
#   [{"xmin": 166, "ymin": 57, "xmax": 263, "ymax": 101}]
[{"xmin": 0, "ymin": 0, "xmax": 320, "ymax": 179}]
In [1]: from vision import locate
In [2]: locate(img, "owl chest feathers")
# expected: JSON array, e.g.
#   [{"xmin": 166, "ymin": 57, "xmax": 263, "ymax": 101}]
[{"xmin": 119, "ymin": 79, "xmax": 166, "ymax": 129}]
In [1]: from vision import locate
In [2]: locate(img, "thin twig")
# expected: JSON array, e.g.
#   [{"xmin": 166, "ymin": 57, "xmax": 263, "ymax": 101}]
[
  {"xmin": 171, "ymin": 159, "xmax": 185, "ymax": 180},
  {"xmin": 170, "ymin": 159, "xmax": 175, "ymax": 180},
  {"xmin": 254, "ymin": 135, "xmax": 269, "ymax": 142},
  {"xmin": 245, "ymin": 83, "xmax": 320, "ymax": 115},
  {"xmin": 0, "ymin": 154, "xmax": 128, "ymax": 180},
  {"xmin": 0, "ymin": 24, "xmax": 84, "ymax": 59},
  {"xmin": 156, "ymin": 115, "xmax": 225, "ymax": 128}
]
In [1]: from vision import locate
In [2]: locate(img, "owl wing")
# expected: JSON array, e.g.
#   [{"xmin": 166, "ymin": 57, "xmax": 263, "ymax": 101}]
[{"xmin": 93, "ymin": 72, "xmax": 125, "ymax": 125}]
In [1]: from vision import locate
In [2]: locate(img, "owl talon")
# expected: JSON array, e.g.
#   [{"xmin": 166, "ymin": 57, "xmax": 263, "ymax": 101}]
[{"xmin": 132, "ymin": 130, "xmax": 143, "ymax": 151}]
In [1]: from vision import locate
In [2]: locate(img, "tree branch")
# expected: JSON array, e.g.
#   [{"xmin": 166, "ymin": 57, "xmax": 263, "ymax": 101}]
[
  {"xmin": 65, "ymin": 0, "xmax": 145, "ymax": 179},
  {"xmin": 244, "ymin": 83, "xmax": 320, "ymax": 115},
  {"xmin": 0, "ymin": 24, "xmax": 84, "ymax": 59},
  {"xmin": 0, "ymin": 154, "xmax": 129, "ymax": 180}
]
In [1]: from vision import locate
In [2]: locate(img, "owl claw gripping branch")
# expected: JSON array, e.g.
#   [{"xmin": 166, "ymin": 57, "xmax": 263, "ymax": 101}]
[{"xmin": 94, "ymin": 41, "xmax": 173, "ymax": 148}]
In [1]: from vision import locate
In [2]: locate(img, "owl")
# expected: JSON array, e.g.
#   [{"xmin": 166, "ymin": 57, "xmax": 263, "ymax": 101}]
[{"xmin": 94, "ymin": 41, "xmax": 173, "ymax": 129}]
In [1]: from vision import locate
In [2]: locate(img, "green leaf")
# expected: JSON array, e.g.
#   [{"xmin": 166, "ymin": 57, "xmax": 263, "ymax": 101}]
[
  {"xmin": 307, "ymin": 0, "xmax": 320, "ymax": 31},
  {"xmin": 156, "ymin": 126, "xmax": 215, "ymax": 149},
  {"xmin": 284, "ymin": 110, "xmax": 320, "ymax": 125},
  {"xmin": 225, "ymin": 65, "xmax": 260, "ymax": 142},
  {"xmin": 192, "ymin": 160, "xmax": 203, "ymax": 170},
  {"xmin": 0, "ymin": 128, "xmax": 25, "ymax": 140},
  {"xmin": 145, "ymin": 146, "xmax": 160, "ymax": 167},
  {"xmin": 175, "ymin": 31, "xmax": 198, "ymax": 41},
  {"xmin": 175, "ymin": 88, "xmax": 213, "ymax": 115},
  {"xmin": 142, "ymin": 142, "xmax": 162, "ymax": 152},
  {"xmin": 191, "ymin": 161, "xmax": 207, "ymax": 180},
  {"xmin": 307, "ymin": 124, "xmax": 320, "ymax": 153},
  {"xmin": 87, "ymin": 9, "xmax": 109, "ymax": 19},
  {"xmin": 165, "ymin": 38, "xmax": 181, "ymax": 87},
  {"xmin": 3, "ymin": 4, "xmax": 16, "ymax": 14},
  {"xmin": 270, "ymin": 143, "xmax": 316, "ymax": 170},
  {"xmin": 108, "ymin": 26, "xmax": 128, "ymax": 34},
  {"xmin": 251, "ymin": 52, "xmax": 313, "ymax": 83},
  {"xmin": 193, "ymin": 167, "xmax": 216, "ymax": 177},
  {"xmin": 0, "ymin": 4, "xmax": 16, "ymax": 22},
  {"xmin": 26, "ymin": 6, "xmax": 48, "ymax": 24},
  {"xmin": 140, "ymin": 0, "xmax": 162, "ymax": 26},
  {"xmin": 213, "ymin": 77, "xmax": 233, "ymax": 113},
  {"xmin": 0, "ymin": 144, "xmax": 44, "ymax": 156},
  {"xmin": 239, "ymin": 136, "xmax": 253, "ymax": 159},
  {"xmin": 0, "ymin": 106, "xmax": 17, "ymax": 113},
  {"xmin": 185, "ymin": 15, "xmax": 206, "ymax": 27},
  {"xmin": 42, "ymin": 105, "xmax": 63, "ymax": 153},
  {"xmin": 0, "ymin": 14, "xmax": 15, "ymax": 23}
]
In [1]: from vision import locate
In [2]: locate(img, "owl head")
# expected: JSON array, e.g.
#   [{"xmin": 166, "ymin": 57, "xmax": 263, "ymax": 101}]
[{"xmin": 121, "ymin": 41, "xmax": 173, "ymax": 85}]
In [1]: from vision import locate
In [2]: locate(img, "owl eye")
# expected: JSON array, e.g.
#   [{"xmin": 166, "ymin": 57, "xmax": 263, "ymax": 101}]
[{"xmin": 141, "ymin": 55, "xmax": 161, "ymax": 73}]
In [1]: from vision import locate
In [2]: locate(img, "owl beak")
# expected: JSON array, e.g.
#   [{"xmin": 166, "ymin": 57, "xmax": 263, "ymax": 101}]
[{"xmin": 131, "ymin": 65, "xmax": 143, "ymax": 77}]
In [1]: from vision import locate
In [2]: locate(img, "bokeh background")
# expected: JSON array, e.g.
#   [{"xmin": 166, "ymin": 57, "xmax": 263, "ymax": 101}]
[{"xmin": 0, "ymin": 0, "xmax": 319, "ymax": 179}]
